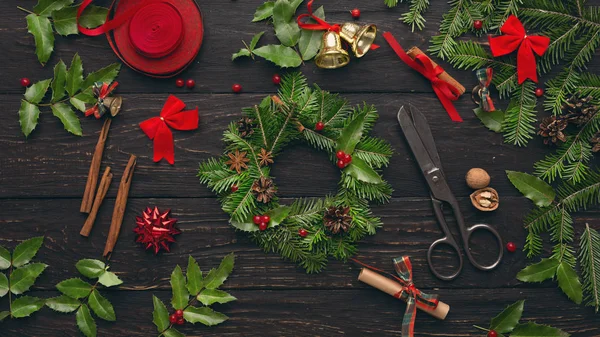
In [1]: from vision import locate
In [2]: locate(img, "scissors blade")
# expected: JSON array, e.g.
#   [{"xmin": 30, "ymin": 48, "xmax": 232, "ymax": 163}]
[
  {"xmin": 397, "ymin": 106, "xmax": 440, "ymax": 178},
  {"xmin": 406, "ymin": 104, "xmax": 443, "ymax": 173}
]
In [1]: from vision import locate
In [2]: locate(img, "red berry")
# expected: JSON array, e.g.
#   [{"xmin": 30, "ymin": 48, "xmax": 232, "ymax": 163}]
[
  {"xmin": 506, "ymin": 242, "xmax": 517, "ymax": 253},
  {"xmin": 186, "ymin": 79, "xmax": 195, "ymax": 89},
  {"xmin": 298, "ymin": 228, "xmax": 308, "ymax": 237},
  {"xmin": 272, "ymin": 74, "xmax": 281, "ymax": 85},
  {"xmin": 488, "ymin": 330, "xmax": 498, "ymax": 337},
  {"xmin": 315, "ymin": 122, "xmax": 325, "ymax": 131},
  {"xmin": 261, "ymin": 215, "xmax": 271, "ymax": 223},
  {"xmin": 535, "ymin": 87, "xmax": 544, "ymax": 97},
  {"xmin": 337, "ymin": 160, "xmax": 346, "ymax": 169},
  {"xmin": 343, "ymin": 154, "xmax": 352, "ymax": 164},
  {"xmin": 177, "ymin": 317, "xmax": 185, "ymax": 325},
  {"xmin": 231, "ymin": 185, "xmax": 239, "ymax": 192},
  {"xmin": 175, "ymin": 79, "xmax": 184, "ymax": 88},
  {"xmin": 232, "ymin": 83, "xmax": 242, "ymax": 93},
  {"xmin": 336, "ymin": 151, "xmax": 345, "ymax": 160},
  {"xmin": 169, "ymin": 314, "xmax": 178, "ymax": 324},
  {"xmin": 474, "ymin": 20, "xmax": 483, "ymax": 30},
  {"xmin": 259, "ymin": 222, "xmax": 268, "ymax": 231},
  {"xmin": 175, "ymin": 309, "xmax": 183, "ymax": 317},
  {"xmin": 253, "ymin": 215, "xmax": 262, "ymax": 225},
  {"xmin": 20, "ymin": 78, "xmax": 30, "ymax": 87},
  {"xmin": 350, "ymin": 8, "xmax": 360, "ymax": 19}
]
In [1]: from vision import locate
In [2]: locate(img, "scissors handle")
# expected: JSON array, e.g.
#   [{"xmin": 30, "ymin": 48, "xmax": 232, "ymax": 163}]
[
  {"xmin": 463, "ymin": 224, "xmax": 504, "ymax": 271},
  {"xmin": 427, "ymin": 198, "xmax": 464, "ymax": 281}
]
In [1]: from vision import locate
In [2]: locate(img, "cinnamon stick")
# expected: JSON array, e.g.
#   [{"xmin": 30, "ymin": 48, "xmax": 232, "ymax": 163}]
[
  {"xmin": 81, "ymin": 118, "xmax": 112, "ymax": 213},
  {"xmin": 103, "ymin": 155, "xmax": 136, "ymax": 257},
  {"xmin": 406, "ymin": 46, "xmax": 466, "ymax": 95},
  {"xmin": 80, "ymin": 166, "xmax": 113, "ymax": 237}
]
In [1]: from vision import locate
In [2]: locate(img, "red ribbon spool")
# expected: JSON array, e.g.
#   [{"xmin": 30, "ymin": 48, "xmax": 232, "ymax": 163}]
[{"xmin": 78, "ymin": 0, "xmax": 203, "ymax": 78}]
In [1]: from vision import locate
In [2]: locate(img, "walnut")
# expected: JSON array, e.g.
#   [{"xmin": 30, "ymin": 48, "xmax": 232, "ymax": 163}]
[
  {"xmin": 470, "ymin": 187, "xmax": 499, "ymax": 212},
  {"xmin": 465, "ymin": 168, "xmax": 491, "ymax": 189}
]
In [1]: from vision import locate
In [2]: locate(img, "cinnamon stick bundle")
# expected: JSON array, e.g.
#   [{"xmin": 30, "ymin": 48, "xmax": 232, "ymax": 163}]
[
  {"xmin": 81, "ymin": 118, "xmax": 112, "ymax": 213},
  {"xmin": 80, "ymin": 167, "xmax": 113, "ymax": 237},
  {"xmin": 406, "ymin": 46, "xmax": 466, "ymax": 95},
  {"xmin": 103, "ymin": 155, "xmax": 136, "ymax": 257}
]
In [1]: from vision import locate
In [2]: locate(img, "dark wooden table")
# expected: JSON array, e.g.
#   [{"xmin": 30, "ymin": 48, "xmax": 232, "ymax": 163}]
[{"xmin": 1, "ymin": 1, "xmax": 599, "ymax": 336}]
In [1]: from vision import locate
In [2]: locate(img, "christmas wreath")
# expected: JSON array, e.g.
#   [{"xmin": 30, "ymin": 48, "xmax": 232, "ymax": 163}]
[{"xmin": 198, "ymin": 73, "xmax": 393, "ymax": 273}]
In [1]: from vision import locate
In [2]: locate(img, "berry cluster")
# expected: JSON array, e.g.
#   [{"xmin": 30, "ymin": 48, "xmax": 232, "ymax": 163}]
[
  {"xmin": 253, "ymin": 214, "xmax": 271, "ymax": 231},
  {"xmin": 335, "ymin": 151, "xmax": 352, "ymax": 169},
  {"xmin": 175, "ymin": 78, "xmax": 195, "ymax": 89},
  {"xmin": 169, "ymin": 309, "xmax": 184, "ymax": 325}
]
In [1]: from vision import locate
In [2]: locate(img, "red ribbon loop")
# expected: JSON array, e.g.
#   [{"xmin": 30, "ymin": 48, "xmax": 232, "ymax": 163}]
[
  {"xmin": 489, "ymin": 15, "xmax": 549, "ymax": 84},
  {"xmin": 297, "ymin": 0, "xmax": 340, "ymax": 32},
  {"xmin": 383, "ymin": 32, "xmax": 463, "ymax": 122}
]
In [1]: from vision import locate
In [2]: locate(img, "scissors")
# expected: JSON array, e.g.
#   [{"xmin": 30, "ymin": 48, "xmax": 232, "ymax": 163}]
[{"xmin": 397, "ymin": 105, "xmax": 503, "ymax": 281}]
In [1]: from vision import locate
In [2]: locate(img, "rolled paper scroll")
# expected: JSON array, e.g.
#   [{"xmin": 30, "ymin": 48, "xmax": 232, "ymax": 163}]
[{"xmin": 406, "ymin": 46, "xmax": 466, "ymax": 95}]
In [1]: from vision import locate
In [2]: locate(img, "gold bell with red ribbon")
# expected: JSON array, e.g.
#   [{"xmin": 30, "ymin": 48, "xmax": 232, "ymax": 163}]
[
  {"xmin": 315, "ymin": 31, "xmax": 350, "ymax": 69},
  {"xmin": 101, "ymin": 96, "xmax": 123, "ymax": 117},
  {"xmin": 339, "ymin": 22, "xmax": 377, "ymax": 58}
]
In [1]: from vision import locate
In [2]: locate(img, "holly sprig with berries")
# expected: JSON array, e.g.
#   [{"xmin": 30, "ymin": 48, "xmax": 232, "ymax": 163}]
[{"xmin": 198, "ymin": 72, "xmax": 393, "ymax": 273}]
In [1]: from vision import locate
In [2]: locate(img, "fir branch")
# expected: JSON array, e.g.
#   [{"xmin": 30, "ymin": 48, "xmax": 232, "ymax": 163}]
[
  {"xmin": 402, "ymin": 0, "xmax": 430, "ymax": 32},
  {"xmin": 579, "ymin": 224, "xmax": 600, "ymax": 312},
  {"xmin": 503, "ymin": 81, "xmax": 538, "ymax": 146}
]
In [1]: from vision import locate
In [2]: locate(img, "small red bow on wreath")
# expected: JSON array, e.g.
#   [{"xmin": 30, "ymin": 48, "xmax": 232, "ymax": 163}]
[
  {"xmin": 85, "ymin": 81, "xmax": 119, "ymax": 119},
  {"xmin": 489, "ymin": 15, "xmax": 550, "ymax": 84},
  {"xmin": 139, "ymin": 95, "xmax": 199, "ymax": 165}
]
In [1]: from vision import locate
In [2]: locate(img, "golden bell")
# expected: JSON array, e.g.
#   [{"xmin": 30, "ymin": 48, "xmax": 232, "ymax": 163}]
[
  {"xmin": 339, "ymin": 22, "xmax": 377, "ymax": 58},
  {"xmin": 102, "ymin": 96, "xmax": 123, "ymax": 117},
  {"xmin": 315, "ymin": 31, "xmax": 350, "ymax": 69}
]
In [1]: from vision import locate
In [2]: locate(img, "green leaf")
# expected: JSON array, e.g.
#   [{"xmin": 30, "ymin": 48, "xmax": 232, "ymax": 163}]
[
  {"xmin": 51, "ymin": 103, "xmax": 82, "ymax": 136},
  {"xmin": 183, "ymin": 306, "xmax": 228, "ymax": 326},
  {"xmin": 33, "ymin": 0, "xmax": 74, "ymax": 17},
  {"xmin": 344, "ymin": 157, "xmax": 384, "ymax": 184},
  {"xmin": 46, "ymin": 295, "xmax": 80, "ymax": 313},
  {"xmin": 83, "ymin": 63, "xmax": 121, "ymax": 89},
  {"xmin": 79, "ymin": 5, "xmax": 109, "ymax": 29},
  {"xmin": 51, "ymin": 60, "xmax": 68, "ymax": 102},
  {"xmin": 197, "ymin": 289, "xmax": 237, "ymax": 306},
  {"xmin": 26, "ymin": 14, "xmax": 54, "ymax": 65},
  {"xmin": 170, "ymin": 265, "xmax": 189, "ymax": 310},
  {"xmin": 70, "ymin": 91, "xmax": 96, "ymax": 112},
  {"xmin": 11, "ymin": 296, "xmax": 45, "ymax": 318},
  {"xmin": 252, "ymin": 1, "xmax": 275, "ymax": 22},
  {"xmin": 274, "ymin": 21, "xmax": 301, "ymax": 47},
  {"xmin": 88, "ymin": 289, "xmax": 116, "ymax": 321},
  {"xmin": 186, "ymin": 256, "xmax": 203, "ymax": 295},
  {"xmin": 152, "ymin": 295, "xmax": 170, "ymax": 332},
  {"xmin": 510, "ymin": 322, "xmax": 569, "ymax": 337},
  {"xmin": 66, "ymin": 54, "xmax": 84, "ymax": 97},
  {"xmin": 474, "ymin": 108, "xmax": 505, "ymax": 133},
  {"xmin": 12, "ymin": 236, "xmax": 44, "ymax": 268},
  {"xmin": 0, "ymin": 246, "xmax": 9, "ymax": 270},
  {"xmin": 517, "ymin": 258, "xmax": 560, "ymax": 283},
  {"xmin": 56, "ymin": 278, "xmax": 93, "ymax": 298},
  {"xmin": 253, "ymin": 44, "xmax": 302, "ymax": 68},
  {"xmin": 232, "ymin": 48, "xmax": 251, "ymax": 61},
  {"xmin": 489, "ymin": 300, "xmax": 524, "ymax": 333},
  {"xmin": 230, "ymin": 206, "xmax": 291, "ymax": 232},
  {"xmin": 76, "ymin": 259, "xmax": 106, "ymax": 279},
  {"xmin": 337, "ymin": 111, "xmax": 368, "ymax": 154},
  {"xmin": 52, "ymin": 5, "xmax": 109, "ymax": 36},
  {"xmin": 298, "ymin": 6, "xmax": 325, "ymax": 60},
  {"xmin": 18, "ymin": 101, "xmax": 40, "ymax": 138},
  {"xmin": 249, "ymin": 31, "xmax": 265, "ymax": 50},
  {"xmin": 10, "ymin": 262, "xmax": 48, "ymax": 295},
  {"xmin": 203, "ymin": 253, "xmax": 235, "ymax": 290},
  {"xmin": 97, "ymin": 271, "xmax": 122, "ymax": 287},
  {"xmin": 0, "ymin": 311, "xmax": 9, "ymax": 321},
  {"xmin": 24, "ymin": 79, "xmax": 52, "ymax": 104},
  {"xmin": 0, "ymin": 273, "xmax": 7, "ymax": 298},
  {"xmin": 506, "ymin": 171, "xmax": 556, "ymax": 207},
  {"xmin": 556, "ymin": 262, "xmax": 583, "ymax": 304},
  {"xmin": 163, "ymin": 328, "xmax": 185, "ymax": 337},
  {"xmin": 76, "ymin": 304, "xmax": 97, "ymax": 337}
]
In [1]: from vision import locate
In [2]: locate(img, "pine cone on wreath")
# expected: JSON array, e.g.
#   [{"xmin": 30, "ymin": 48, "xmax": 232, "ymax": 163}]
[
  {"xmin": 252, "ymin": 177, "xmax": 277, "ymax": 203},
  {"xmin": 238, "ymin": 117, "xmax": 256, "ymax": 138},
  {"xmin": 591, "ymin": 132, "xmax": 600, "ymax": 153},
  {"xmin": 562, "ymin": 93, "xmax": 598, "ymax": 126},
  {"xmin": 323, "ymin": 206, "xmax": 352, "ymax": 234},
  {"xmin": 538, "ymin": 116, "xmax": 568, "ymax": 145}
]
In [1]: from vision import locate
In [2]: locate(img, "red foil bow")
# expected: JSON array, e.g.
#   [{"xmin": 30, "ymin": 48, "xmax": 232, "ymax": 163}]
[
  {"xmin": 383, "ymin": 32, "xmax": 463, "ymax": 122},
  {"xmin": 139, "ymin": 95, "xmax": 199, "ymax": 165},
  {"xmin": 85, "ymin": 81, "xmax": 119, "ymax": 119},
  {"xmin": 489, "ymin": 15, "xmax": 550, "ymax": 84}
]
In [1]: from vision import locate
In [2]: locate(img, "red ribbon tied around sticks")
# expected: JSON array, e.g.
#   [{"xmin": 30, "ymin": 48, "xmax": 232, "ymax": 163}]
[
  {"xmin": 383, "ymin": 32, "xmax": 463, "ymax": 122},
  {"xmin": 489, "ymin": 15, "xmax": 550, "ymax": 84},
  {"xmin": 139, "ymin": 95, "xmax": 198, "ymax": 165}
]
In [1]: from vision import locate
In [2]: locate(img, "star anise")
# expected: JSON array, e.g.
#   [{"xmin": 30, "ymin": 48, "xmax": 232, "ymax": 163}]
[
  {"xmin": 252, "ymin": 177, "xmax": 277, "ymax": 203},
  {"xmin": 257, "ymin": 148, "xmax": 274, "ymax": 167},
  {"xmin": 225, "ymin": 150, "xmax": 250, "ymax": 174}
]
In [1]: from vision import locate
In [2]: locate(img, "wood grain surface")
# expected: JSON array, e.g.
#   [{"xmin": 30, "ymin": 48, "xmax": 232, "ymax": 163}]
[{"xmin": 0, "ymin": 0, "xmax": 599, "ymax": 336}]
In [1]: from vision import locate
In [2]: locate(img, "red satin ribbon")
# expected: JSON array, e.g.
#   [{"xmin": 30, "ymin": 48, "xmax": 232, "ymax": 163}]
[
  {"xmin": 489, "ymin": 15, "xmax": 549, "ymax": 84},
  {"xmin": 139, "ymin": 95, "xmax": 199, "ymax": 165},
  {"xmin": 85, "ymin": 81, "xmax": 119, "ymax": 119},
  {"xmin": 383, "ymin": 32, "xmax": 463, "ymax": 122}
]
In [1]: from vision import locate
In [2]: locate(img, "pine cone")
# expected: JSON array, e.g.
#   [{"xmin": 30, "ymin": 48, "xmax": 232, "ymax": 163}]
[
  {"xmin": 238, "ymin": 117, "xmax": 256, "ymax": 138},
  {"xmin": 252, "ymin": 177, "xmax": 276, "ymax": 203},
  {"xmin": 562, "ymin": 93, "xmax": 598, "ymax": 126},
  {"xmin": 538, "ymin": 116, "xmax": 568, "ymax": 145},
  {"xmin": 323, "ymin": 206, "xmax": 352, "ymax": 234},
  {"xmin": 591, "ymin": 132, "xmax": 600, "ymax": 153}
]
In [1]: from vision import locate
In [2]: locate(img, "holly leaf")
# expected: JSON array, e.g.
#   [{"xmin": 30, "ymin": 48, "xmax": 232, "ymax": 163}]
[
  {"xmin": 186, "ymin": 256, "xmax": 203, "ymax": 295},
  {"xmin": 506, "ymin": 170, "xmax": 556, "ymax": 207},
  {"xmin": 252, "ymin": 1, "xmax": 275, "ymax": 22},
  {"xmin": 33, "ymin": 0, "xmax": 74, "ymax": 17},
  {"xmin": 337, "ymin": 110, "xmax": 368, "ymax": 154},
  {"xmin": 79, "ymin": 5, "xmax": 109, "ymax": 28},
  {"xmin": 26, "ymin": 14, "xmax": 54, "ymax": 65},
  {"xmin": 88, "ymin": 289, "xmax": 116, "ymax": 321},
  {"xmin": 230, "ymin": 206, "xmax": 290, "ymax": 232},
  {"xmin": 70, "ymin": 90, "xmax": 96, "ymax": 112},
  {"xmin": 274, "ymin": 21, "xmax": 301, "ymax": 47},
  {"xmin": 298, "ymin": 6, "xmax": 325, "ymax": 60},
  {"xmin": 10, "ymin": 262, "xmax": 48, "ymax": 295},
  {"xmin": 18, "ymin": 101, "xmax": 41, "ymax": 138},
  {"xmin": 510, "ymin": 322, "xmax": 570, "ymax": 337},
  {"xmin": 0, "ymin": 311, "xmax": 9, "ymax": 321},
  {"xmin": 489, "ymin": 300, "xmax": 524, "ymax": 333},
  {"xmin": 253, "ymin": 45, "xmax": 302, "ymax": 68},
  {"xmin": 183, "ymin": 306, "xmax": 228, "ymax": 326},
  {"xmin": 0, "ymin": 246, "xmax": 10, "ymax": 270},
  {"xmin": 272, "ymin": 0, "xmax": 298, "ymax": 22},
  {"xmin": 46, "ymin": 295, "xmax": 81, "ymax": 313},
  {"xmin": 11, "ymin": 296, "xmax": 45, "ymax": 318},
  {"xmin": 344, "ymin": 157, "xmax": 384, "ymax": 184},
  {"xmin": 51, "ymin": 60, "xmax": 68, "ymax": 102},
  {"xmin": 197, "ymin": 289, "xmax": 237, "ymax": 306},
  {"xmin": 0, "ymin": 273, "xmax": 8, "ymax": 298},
  {"xmin": 51, "ymin": 103, "xmax": 82, "ymax": 136},
  {"xmin": 53, "ymin": 5, "xmax": 109, "ymax": 36},
  {"xmin": 56, "ymin": 278, "xmax": 93, "ymax": 298},
  {"xmin": 249, "ymin": 31, "xmax": 265, "ymax": 50},
  {"xmin": 233, "ymin": 32, "xmax": 265, "ymax": 60},
  {"xmin": 98, "ymin": 271, "xmax": 122, "ymax": 287},
  {"xmin": 76, "ymin": 304, "xmax": 97, "ymax": 337},
  {"xmin": 556, "ymin": 262, "xmax": 583, "ymax": 305},
  {"xmin": 163, "ymin": 328, "xmax": 185, "ymax": 337},
  {"xmin": 152, "ymin": 295, "xmax": 170, "ymax": 332},
  {"xmin": 232, "ymin": 48, "xmax": 251, "ymax": 61},
  {"xmin": 170, "ymin": 265, "xmax": 189, "ymax": 310},
  {"xmin": 66, "ymin": 54, "xmax": 84, "ymax": 97},
  {"xmin": 76, "ymin": 259, "xmax": 106, "ymax": 279},
  {"xmin": 517, "ymin": 258, "xmax": 560, "ymax": 283},
  {"xmin": 12, "ymin": 236, "xmax": 44, "ymax": 268},
  {"xmin": 474, "ymin": 108, "xmax": 505, "ymax": 133},
  {"xmin": 83, "ymin": 63, "xmax": 121, "ymax": 89},
  {"xmin": 203, "ymin": 253, "xmax": 235, "ymax": 290},
  {"xmin": 24, "ymin": 79, "xmax": 52, "ymax": 104}
]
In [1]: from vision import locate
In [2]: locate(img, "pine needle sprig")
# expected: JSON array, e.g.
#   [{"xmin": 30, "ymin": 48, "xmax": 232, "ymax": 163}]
[
  {"xmin": 402, "ymin": 0, "xmax": 430, "ymax": 32},
  {"xmin": 579, "ymin": 224, "xmax": 600, "ymax": 312},
  {"xmin": 503, "ymin": 81, "xmax": 538, "ymax": 146}
]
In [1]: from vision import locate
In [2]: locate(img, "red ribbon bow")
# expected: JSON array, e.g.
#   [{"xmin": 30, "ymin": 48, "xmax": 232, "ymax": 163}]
[
  {"xmin": 85, "ymin": 81, "xmax": 119, "ymax": 119},
  {"xmin": 383, "ymin": 32, "xmax": 463, "ymax": 122},
  {"xmin": 139, "ymin": 95, "xmax": 199, "ymax": 165},
  {"xmin": 488, "ymin": 15, "xmax": 550, "ymax": 84}
]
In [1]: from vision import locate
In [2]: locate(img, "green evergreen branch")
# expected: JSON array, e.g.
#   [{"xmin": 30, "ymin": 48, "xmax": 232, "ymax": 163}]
[
  {"xmin": 579, "ymin": 224, "xmax": 600, "ymax": 312},
  {"xmin": 503, "ymin": 81, "xmax": 537, "ymax": 146}
]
